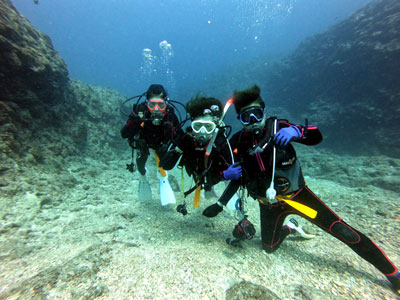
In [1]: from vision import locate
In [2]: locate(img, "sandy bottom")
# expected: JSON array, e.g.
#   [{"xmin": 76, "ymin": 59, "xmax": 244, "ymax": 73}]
[{"xmin": 0, "ymin": 148, "xmax": 399, "ymax": 299}]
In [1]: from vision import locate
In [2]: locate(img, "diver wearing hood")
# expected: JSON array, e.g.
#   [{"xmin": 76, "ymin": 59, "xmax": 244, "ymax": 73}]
[
  {"xmin": 159, "ymin": 95, "xmax": 241, "ymax": 213},
  {"xmin": 121, "ymin": 84, "xmax": 183, "ymax": 205},
  {"xmin": 203, "ymin": 85, "xmax": 400, "ymax": 295}
]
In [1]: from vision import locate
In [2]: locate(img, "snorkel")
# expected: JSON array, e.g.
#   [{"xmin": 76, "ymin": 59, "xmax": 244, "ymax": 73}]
[{"xmin": 205, "ymin": 98, "xmax": 233, "ymax": 158}]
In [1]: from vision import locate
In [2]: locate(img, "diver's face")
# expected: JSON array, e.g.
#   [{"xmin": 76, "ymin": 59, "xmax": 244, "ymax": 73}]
[
  {"xmin": 191, "ymin": 115, "xmax": 217, "ymax": 146},
  {"xmin": 147, "ymin": 98, "xmax": 166, "ymax": 125},
  {"xmin": 239, "ymin": 103, "xmax": 266, "ymax": 135}
]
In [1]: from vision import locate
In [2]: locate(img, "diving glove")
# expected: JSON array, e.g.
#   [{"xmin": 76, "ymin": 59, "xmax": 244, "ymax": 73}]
[
  {"xmin": 202, "ymin": 202, "xmax": 223, "ymax": 218},
  {"xmin": 273, "ymin": 126, "xmax": 301, "ymax": 147},
  {"xmin": 223, "ymin": 162, "xmax": 242, "ymax": 180}
]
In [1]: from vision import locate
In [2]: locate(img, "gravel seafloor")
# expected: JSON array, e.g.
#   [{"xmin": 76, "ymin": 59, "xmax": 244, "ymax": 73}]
[{"xmin": 0, "ymin": 147, "xmax": 399, "ymax": 300}]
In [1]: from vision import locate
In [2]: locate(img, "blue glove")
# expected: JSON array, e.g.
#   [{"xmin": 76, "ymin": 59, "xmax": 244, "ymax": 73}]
[
  {"xmin": 223, "ymin": 162, "xmax": 242, "ymax": 180},
  {"xmin": 273, "ymin": 126, "xmax": 301, "ymax": 147}
]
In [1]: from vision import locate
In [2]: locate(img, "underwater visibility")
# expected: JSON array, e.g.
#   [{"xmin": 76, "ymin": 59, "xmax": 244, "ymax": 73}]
[{"xmin": 1, "ymin": 0, "xmax": 400, "ymax": 299}]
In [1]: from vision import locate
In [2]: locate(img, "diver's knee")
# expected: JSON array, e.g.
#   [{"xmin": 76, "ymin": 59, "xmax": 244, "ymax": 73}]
[{"xmin": 331, "ymin": 222, "xmax": 360, "ymax": 243}]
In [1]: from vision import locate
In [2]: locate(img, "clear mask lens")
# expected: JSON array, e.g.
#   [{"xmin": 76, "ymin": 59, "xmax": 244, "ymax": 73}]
[{"xmin": 191, "ymin": 120, "xmax": 217, "ymax": 134}]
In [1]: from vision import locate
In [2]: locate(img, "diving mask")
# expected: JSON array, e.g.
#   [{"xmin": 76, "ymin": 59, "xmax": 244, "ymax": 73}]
[
  {"xmin": 147, "ymin": 98, "xmax": 167, "ymax": 111},
  {"xmin": 239, "ymin": 106, "xmax": 265, "ymax": 125},
  {"xmin": 191, "ymin": 120, "xmax": 217, "ymax": 134}
]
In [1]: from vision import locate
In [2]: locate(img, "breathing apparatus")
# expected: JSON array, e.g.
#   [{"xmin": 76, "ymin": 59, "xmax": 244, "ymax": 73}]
[
  {"xmin": 266, "ymin": 119, "xmax": 278, "ymax": 201},
  {"xmin": 239, "ymin": 106, "xmax": 267, "ymax": 136},
  {"xmin": 120, "ymin": 88, "xmax": 187, "ymax": 175},
  {"xmin": 226, "ymin": 184, "xmax": 256, "ymax": 247}
]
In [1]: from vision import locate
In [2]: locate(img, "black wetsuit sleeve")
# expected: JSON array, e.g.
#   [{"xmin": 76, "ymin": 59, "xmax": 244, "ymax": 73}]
[
  {"xmin": 121, "ymin": 125, "xmax": 130, "ymax": 139},
  {"xmin": 121, "ymin": 114, "xmax": 140, "ymax": 139},
  {"xmin": 278, "ymin": 120, "xmax": 323, "ymax": 146},
  {"xmin": 163, "ymin": 112, "xmax": 183, "ymax": 143},
  {"xmin": 218, "ymin": 180, "xmax": 240, "ymax": 206},
  {"xmin": 173, "ymin": 131, "xmax": 193, "ymax": 152}
]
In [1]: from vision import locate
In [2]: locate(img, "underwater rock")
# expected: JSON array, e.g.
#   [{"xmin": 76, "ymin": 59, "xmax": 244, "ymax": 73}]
[
  {"xmin": 168, "ymin": 174, "xmax": 180, "ymax": 192},
  {"xmin": 0, "ymin": 0, "xmax": 127, "ymax": 207},
  {"xmin": 264, "ymin": 0, "xmax": 400, "ymax": 156},
  {"xmin": 226, "ymin": 281, "xmax": 281, "ymax": 300},
  {"xmin": 0, "ymin": 0, "xmax": 69, "ymax": 107}
]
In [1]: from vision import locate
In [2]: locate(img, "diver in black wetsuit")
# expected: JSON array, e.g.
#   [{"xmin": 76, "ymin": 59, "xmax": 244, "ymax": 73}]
[
  {"xmin": 121, "ymin": 84, "xmax": 183, "ymax": 205},
  {"xmin": 160, "ymin": 96, "xmax": 241, "ymax": 214},
  {"xmin": 203, "ymin": 85, "xmax": 400, "ymax": 294},
  {"xmin": 121, "ymin": 84, "xmax": 181, "ymax": 175}
]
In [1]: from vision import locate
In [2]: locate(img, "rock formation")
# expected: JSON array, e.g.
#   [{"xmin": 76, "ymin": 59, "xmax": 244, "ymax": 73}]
[
  {"xmin": 264, "ymin": 0, "xmax": 400, "ymax": 156},
  {"xmin": 0, "ymin": 0, "xmax": 126, "ymax": 194},
  {"xmin": 0, "ymin": 0, "xmax": 69, "ymax": 107}
]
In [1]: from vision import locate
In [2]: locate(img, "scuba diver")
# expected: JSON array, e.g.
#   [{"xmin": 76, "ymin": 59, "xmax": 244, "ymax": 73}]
[
  {"xmin": 159, "ymin": 96, "xmax": 241, "ymax": 215},
  {"xmin": 121, "ymin": 84, "xmax": 183, "ymax": 206},
  {"xmin": 202, "ymin": 85, "xmax": 400, "ymax": 294}
]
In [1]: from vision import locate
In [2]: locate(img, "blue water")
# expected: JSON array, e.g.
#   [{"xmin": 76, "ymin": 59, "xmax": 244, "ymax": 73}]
[{"xmin": 12, "ymin": 0, "xmax": 371, "ymax": 98}]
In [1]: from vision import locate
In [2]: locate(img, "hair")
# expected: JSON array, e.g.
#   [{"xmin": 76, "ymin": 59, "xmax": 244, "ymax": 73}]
[
  {"xmin": 186, "ymin": 95, "xmax": 223, "ymax": 120},
  {"xmin": 146, "ymin": 84, "xmax": 167, "ymax": 100},
  {"xmin": 233, "ymin": 85, "xmax": 265, "ymax": 113}
]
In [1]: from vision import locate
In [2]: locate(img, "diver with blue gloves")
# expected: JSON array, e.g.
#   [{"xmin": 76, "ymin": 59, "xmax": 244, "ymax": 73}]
[
  {"xmin": 121, "ymin": 84, "xmax": 183, "ymax": 206},
  {"xmin": 159, "ymin": 96, "xmax": 241, "ymax": 214},
  {"xmin": 203, "ymin": 85, "xmax": 400, "ymax": 294}
]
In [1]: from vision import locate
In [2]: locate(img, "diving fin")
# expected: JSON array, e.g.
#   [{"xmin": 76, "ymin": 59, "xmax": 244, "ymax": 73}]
[
  {"xmin": 139, "ymin": 174, "xmax": 152, "ymax": 201},
  {"xmin": 154, "ymin": 150, "xmax": 176, "ymax": 206},
  {"xmin": 157, "ymin": 171, "xmax": 176, "ymax": 206},
  {"xmin": 284, "ymin": 218, "xmax": 316, "ymax": 239},
  {"xmin": 226, "ymin": 194, "xmax": 239, "ymax": 211}
]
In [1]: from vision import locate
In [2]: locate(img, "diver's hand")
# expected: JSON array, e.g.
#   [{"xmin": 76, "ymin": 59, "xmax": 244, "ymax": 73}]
[
  {"xmin": 273, "ymin": 126, "xmax": 301, "ymax": 147},
  {"xmin": 202, "ymin": 202, "xmax": 223, "ymax": 218},
  {"xmin": 223, "ymin": 162, "xmax": 242, "ymax": 180},
  {"xmin": 159, "ymin": 149, "xmax": 182, "ymax": 170}
]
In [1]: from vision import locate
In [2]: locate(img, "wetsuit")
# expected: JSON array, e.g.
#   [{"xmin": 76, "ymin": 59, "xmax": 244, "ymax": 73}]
[
  {"xmin": 163, "ymin": 128, "xmax": 233, "ymax": 194},
  {"xmin": 121, "ymin": 103, "xmax": 181, "ymax": 175},
  {"xmin": 220, "ymin": 117, "xmax": 398, "ymax": 280}
]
